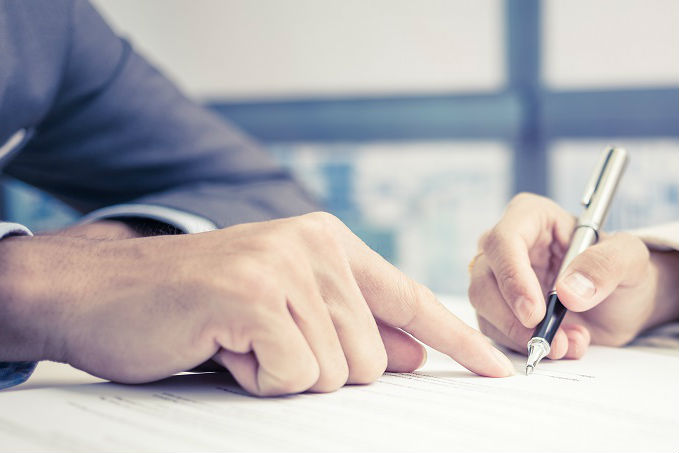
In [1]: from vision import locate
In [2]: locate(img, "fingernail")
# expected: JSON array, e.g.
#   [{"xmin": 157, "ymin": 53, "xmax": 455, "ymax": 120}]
[
  {"xmin": 563, "ymin": 272, "xmax": 595, "ymax": 299},
  {"xmin": 417, "ymin": 348, "xmax": 428, "ymax": 369},
  {"xmin": 491, "ymin": 347, "xmax": 515, "ymax": 376},
  {"xmin": 514, "ymin": 296, "xmax": 533, "ymax": 325}
]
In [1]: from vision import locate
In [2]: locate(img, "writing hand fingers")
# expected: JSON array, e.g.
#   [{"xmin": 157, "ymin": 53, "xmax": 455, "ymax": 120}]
[{"xmin": 470, "ymin": 254, "xmax": 570, "ymax": 359}]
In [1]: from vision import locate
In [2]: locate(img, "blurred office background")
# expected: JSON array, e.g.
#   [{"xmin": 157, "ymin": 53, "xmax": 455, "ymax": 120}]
[{"xmin": 2, "ymin": 0, "xmax": 677, "ymax": 295}]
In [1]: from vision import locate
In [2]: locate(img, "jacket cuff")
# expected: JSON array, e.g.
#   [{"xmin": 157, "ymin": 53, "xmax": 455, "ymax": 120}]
[
  {"xmin": 0, "ymin": 362, "xmax": 37, "ymax": 390},
  {"xmin": 78, "ymin": 203, "xmax": 217, "ymax": 234}
]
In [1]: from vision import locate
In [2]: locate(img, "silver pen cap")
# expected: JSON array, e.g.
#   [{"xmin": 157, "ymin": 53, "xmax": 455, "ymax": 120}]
[{"xmin": 578, "ymin": 147, "xmax": 629, "ymax": 231}]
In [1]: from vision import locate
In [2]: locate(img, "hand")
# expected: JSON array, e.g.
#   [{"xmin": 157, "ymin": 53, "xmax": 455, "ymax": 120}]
[
  {"xmin": 47, "ymin": 219, "xmax": 143, "ymax": 240},
  {"xmin": 0, "ymin": 212, "xmax": 514, "ymax": 396},
  {"xmin": 469, "ymin": 193, "xmax": 678, "ymax": 360}
]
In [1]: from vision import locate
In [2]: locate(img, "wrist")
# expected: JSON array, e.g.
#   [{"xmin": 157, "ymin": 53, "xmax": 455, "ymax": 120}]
[
  {"xmin": 0, "ymin": 235, "xmax": 97, "ymax": 363},
  {"xmin": 643, "ymin": 250, "xmax": 679, "ymax": 331},
  {"xmin": 0, "ymin": 236, "xmax": 50, "ymax": 361}
]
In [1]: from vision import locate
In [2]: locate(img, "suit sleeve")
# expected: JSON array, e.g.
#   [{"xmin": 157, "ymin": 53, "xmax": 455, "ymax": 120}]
[{"xmin": 4, "ymin": 0, "xmax": 318, "ymax": 229}]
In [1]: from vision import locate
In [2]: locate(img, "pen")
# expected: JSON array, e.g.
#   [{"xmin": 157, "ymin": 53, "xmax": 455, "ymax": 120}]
[{"xmin": 525, "ymin": 147, "xmax": 629, "ymax": 375}]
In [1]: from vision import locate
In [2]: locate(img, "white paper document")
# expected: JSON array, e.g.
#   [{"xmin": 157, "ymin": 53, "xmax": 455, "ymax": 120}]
[{"xmin": 0, "ymin": 345, "xmax": 677, "ymax": 452}]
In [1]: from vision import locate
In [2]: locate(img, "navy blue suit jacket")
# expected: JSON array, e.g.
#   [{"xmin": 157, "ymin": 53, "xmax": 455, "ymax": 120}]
[{"xmin": 0, "ymin": 0, "xmax": 317, "ymax": 227}]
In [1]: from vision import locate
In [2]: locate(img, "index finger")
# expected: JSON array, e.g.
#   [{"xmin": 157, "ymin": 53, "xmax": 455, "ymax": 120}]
[
  {"xmin": 481, "ymin": 194, "xmax": 575, "ymax": 327},
  {"xmin": 481, "ymin": 227, "xmax": 546, "ymax": 327},
  {"xmin": 344, "ymin": 233, "xmax": 515, "ymax": 378}
]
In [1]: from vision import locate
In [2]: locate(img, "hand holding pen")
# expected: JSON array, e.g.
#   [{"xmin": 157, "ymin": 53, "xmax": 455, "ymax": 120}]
[
  {"xmin": 525, "ymin": 148, "xmax": 627, "ymax": 373},
  {"xmin": 468, "ymin": 148, "xmax": 679, "ymax": 365}
]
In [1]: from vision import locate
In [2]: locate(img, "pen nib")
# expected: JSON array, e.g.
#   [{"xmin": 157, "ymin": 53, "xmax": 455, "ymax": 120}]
[{"xmin": 525, "ymin": 338, "xmax": 550, "ymax": 375}]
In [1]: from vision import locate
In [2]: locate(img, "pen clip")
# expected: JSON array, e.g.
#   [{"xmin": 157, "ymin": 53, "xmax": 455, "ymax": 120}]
[{"xmin": 581, "ymin": 148, "xmax": 613, "ymax": 207}]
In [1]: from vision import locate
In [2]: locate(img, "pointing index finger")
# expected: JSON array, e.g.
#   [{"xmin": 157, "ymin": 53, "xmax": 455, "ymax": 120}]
[
  {"xmin": 401, "ymin": 284, "xmax": 516, "ymax": 377},
  {"xmin": 345, "ymin": 233, "xmax": 515, "ymax": 378}
]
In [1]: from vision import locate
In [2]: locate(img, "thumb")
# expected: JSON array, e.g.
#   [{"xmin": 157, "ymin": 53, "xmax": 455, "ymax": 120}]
[{"xmin": 556, "ymin": 232, "xmax": 649, "ymax": 312}]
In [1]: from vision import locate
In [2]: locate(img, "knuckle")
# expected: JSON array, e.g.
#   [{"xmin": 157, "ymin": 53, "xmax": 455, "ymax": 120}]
[
  {"xmin": 511, "ymin": 192, "xmax": 531, "ymax": 203},
  {"xmin": 508, "ymin": 192, "xmax": 539, "ymax": 207},
  {"xmin": 310, "ymin": 361, "xmax": 349, "ymax": 393},
  {"xmin": 505, "ymin": 318, "xmax": 525, "ymax": 342},
  {"xmin": 349, "ymin": 347, "xmax": 388, "ymax": 385},
  {"xmin": 299, "ymin": 362, "xmax": 323, "ymax": 392},
  {"xmin": 213, "ymin": 324, "xmax": 251, "ymax": 354},
  {"xmin": 579, "ymin": 248, "xmax": 616, "ymax": 282},
  {"xmin": 496, "ymin": 267, "xmax": 527, "ymax": 302},
  {"xmin": 392, "ymin": 277, "xmax": 424, "ymax": 328},
  {"xmin": 296, "ymin": 212, "xmax": 346, "ymax": 250},
  {"xmin": 506, "ymin": 192, "xmax": 559, "ymax": 217},
  {"xmin": 300, "ymin": 211, "xmax": 342, "ymax": 234},
  {"xmin": 479, "ymin": 228, "xmax": 497, "ymax": 252},
  {"xmin": 481, "ymin": 227, "xmax": 509, "ymax": 255},
  {"xmin": 412, "ymin": 281, "xmax": 433, "ymax": 313},
  {"xmin": 259, "ymin": 364, "xmax": 320, "ymax": 396}
]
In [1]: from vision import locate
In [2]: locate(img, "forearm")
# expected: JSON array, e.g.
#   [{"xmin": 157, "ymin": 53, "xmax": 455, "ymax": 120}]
[
  {"xmin": 0, "ymin": 216, "xmax": 200, "ymax": 364},
  {"xmin": 0, "ymin": 219, "xmax": 146, "ymax": 363}
]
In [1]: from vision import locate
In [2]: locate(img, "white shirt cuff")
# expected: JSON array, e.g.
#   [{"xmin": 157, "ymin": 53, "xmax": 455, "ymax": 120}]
[
  {"xmin": 627, "ymin": 222, "xmax": 679, "ymax": 252},
  {"xmin": 0, "ymin": 222, "xmax": 33, "ymax": 240},
  {"xmin": 78, "ymin": 204, "xmax": 217, "ymax": 234}
]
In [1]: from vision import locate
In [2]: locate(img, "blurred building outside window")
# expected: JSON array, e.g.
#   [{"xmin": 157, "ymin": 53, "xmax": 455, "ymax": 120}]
[{"xmin": 2, "ymin": 0, "xmax": 676, "ymax": 295}]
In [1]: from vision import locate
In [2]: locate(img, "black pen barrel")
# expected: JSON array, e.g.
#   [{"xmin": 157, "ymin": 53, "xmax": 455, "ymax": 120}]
[{"xmin": 532, "ymin": 293, "xmax": 568, "ymax": 344}]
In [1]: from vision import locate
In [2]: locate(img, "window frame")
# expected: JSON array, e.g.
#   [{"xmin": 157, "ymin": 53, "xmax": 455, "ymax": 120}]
[{"xmin": 207, "ymin": 0, "xmax": 678, "ymax": 196}]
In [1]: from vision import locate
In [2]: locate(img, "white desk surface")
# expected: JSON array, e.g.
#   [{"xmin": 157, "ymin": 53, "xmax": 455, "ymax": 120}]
[{"xmin": 3, "ymin": 296, "xmax": 678, "ymax": 452}]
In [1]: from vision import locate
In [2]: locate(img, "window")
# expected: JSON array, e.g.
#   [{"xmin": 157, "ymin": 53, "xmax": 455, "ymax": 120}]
[{"xmin": 2, "ymin": 0, "xmax": 676, "ymax": 295}]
